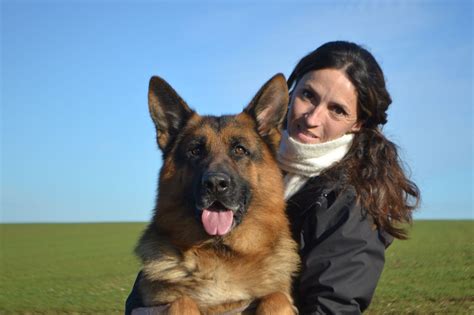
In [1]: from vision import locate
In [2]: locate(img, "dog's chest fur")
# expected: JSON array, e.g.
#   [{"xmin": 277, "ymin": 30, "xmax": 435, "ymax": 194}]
[{"xmin": 139, "ymin": 234, "xmax": 296, "ymax": 308}]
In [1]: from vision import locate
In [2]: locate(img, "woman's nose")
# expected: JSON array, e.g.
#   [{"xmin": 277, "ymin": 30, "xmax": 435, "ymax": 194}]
[{"xmin": 304, "ymin": 105, "xmax": 325, "ymax": 126}]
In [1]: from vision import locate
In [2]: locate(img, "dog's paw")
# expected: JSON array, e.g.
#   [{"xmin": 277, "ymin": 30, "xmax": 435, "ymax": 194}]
[
  {"xmin": 255, "ymin": 292, "xmax": 296, "ymax": 315},
  {"xmin": 168, "ymin": 295, "xmax": 201, "ymax": 315}
]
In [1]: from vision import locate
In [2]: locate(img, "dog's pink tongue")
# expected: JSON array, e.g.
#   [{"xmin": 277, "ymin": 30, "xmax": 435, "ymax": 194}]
[{"xmin": 201, "ymin": 210, "xmax": 233, "ymax": 236}]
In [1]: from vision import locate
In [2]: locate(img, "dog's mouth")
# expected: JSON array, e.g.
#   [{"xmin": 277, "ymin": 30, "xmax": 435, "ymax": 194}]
[
  {"xmin": 194, "ymin": 180, "xmax": 251, "ymax": 237},
  {"xmin": 198, "ymin": 201, "xmax": 236, "ymax": 236}
]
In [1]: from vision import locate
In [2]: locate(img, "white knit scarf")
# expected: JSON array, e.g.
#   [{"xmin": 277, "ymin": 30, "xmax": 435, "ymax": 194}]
[{"xmin": 277, "ymin": 131, "xmax": 354, "ymax": 200}]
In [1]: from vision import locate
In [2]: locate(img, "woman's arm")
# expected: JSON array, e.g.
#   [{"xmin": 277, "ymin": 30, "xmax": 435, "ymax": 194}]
[
  {"xmin": 125, "ymin": 271, "xmax": 145, "ymax": 315},
  {"xmin": 296, "ymin": 189, "xmax": 391, "ymax": 314}
]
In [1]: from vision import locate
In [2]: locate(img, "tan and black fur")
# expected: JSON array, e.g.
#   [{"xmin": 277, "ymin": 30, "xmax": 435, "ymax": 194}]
[{"xmin": 135, "ymin": 74, "xmax": 300, "ymax": 315}]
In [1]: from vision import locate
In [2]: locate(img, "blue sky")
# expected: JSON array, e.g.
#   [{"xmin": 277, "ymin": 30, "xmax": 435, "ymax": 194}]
[{"xmin": 1, "ymin": 0, "xmax": 472, "ymax": 223}]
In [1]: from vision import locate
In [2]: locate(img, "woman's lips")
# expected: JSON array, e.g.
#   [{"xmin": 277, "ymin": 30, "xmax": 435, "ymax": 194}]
[{"xmin": 295, "ymin": 125, "xmax": 320, "ymax": 143}]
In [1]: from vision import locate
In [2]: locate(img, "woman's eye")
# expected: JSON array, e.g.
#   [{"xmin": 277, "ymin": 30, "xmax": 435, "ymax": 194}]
[
  {"xmin": 301, "ymin": 89, "xmax": 313, "ymax": 99},
  {"xmin": 330, "ymin": 105, "xmax": 347, "ymax": 116}
]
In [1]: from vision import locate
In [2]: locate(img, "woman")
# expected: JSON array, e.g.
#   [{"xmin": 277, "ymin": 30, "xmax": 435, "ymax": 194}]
[
  {"xmin": 278, "ymin": 41, "xmax": 419, "ymax": 314},
  {"xmin": 126, "ymin": 41, "xmax": 420, "ymax": 314}
]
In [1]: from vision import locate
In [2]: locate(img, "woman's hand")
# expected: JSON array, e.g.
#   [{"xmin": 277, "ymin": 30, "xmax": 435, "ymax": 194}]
[{"xmin": 131, "ymin": 306, "xmax": 169, "ymax": 315}]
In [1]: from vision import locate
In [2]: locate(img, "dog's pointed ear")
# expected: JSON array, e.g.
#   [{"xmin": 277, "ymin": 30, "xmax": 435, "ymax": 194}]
[
  {"xmin": 244, "ymin": 73, "xmax": 289, "ymax": 138},
  {"xmin": 148, "ymin": 76, "xmax": 194, "ymax": 151}
]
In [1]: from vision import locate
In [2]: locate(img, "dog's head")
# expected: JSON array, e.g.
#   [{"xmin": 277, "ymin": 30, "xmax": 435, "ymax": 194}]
[{"xmin": 148, "ymin": 74, "xmax": 288, "ymax": 240}]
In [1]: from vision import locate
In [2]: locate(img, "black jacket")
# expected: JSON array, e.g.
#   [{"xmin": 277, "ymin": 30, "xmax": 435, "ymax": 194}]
[
  {"xmin": 125, "ymin": 177, "xmax": 392, "ymax": 315},
  {"xmin": 287, "ymin": 176, "xmax": 392, "ymax": 314}
]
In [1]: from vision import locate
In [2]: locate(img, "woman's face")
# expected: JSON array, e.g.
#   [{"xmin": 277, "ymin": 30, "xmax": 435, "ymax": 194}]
[{"xmin": 287, "ymin": 69, "xmax": 361, "ymax": 144}]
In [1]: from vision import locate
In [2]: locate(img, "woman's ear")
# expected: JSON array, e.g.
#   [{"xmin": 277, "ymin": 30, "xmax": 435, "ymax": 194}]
[{"xmin": 350, "ymin": 121, "xmax": 362, "ymax": 132}]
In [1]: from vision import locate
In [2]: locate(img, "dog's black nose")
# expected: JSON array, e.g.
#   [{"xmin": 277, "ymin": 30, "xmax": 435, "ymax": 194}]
[{"xmin": 202, "ymin": 172, "xmax": 231, "ymax": 194}]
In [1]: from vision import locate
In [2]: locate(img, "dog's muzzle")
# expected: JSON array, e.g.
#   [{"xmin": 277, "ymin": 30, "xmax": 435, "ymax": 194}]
[{"xmin": 195, "ymin": 171, "xmax": 248, "ymax": 236}]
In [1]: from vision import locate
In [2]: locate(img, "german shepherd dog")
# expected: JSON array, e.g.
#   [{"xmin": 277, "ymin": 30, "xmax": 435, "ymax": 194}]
[{"xmin": 135, "ymin": 74, "xmax": 300, "ymax": 314}]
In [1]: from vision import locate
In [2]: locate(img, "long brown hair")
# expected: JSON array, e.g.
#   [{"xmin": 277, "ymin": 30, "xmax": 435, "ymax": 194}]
[{"xmin": 288, "ymin": 41, "xmax": 420, "ymax": 239}]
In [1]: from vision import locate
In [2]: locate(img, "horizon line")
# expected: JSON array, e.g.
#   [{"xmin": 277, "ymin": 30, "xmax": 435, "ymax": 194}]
[{"xmin": 0, "ymin": 218, "xmax": 472, "ymax": 225}]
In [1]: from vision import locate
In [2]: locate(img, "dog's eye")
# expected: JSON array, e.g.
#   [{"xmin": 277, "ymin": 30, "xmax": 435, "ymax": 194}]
[
  {"xmin": 189, "ymin": 146, "xmax": 203, "ymax": 157},
  {"xmin": 233, "ymin": 145, "xmax": 248, "ymax": 156}
]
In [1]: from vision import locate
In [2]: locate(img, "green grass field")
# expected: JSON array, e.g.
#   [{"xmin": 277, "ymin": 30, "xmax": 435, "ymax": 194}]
[{"xmin": 1, "ymin": 221, "xmax": 472, "ymax": 314}]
